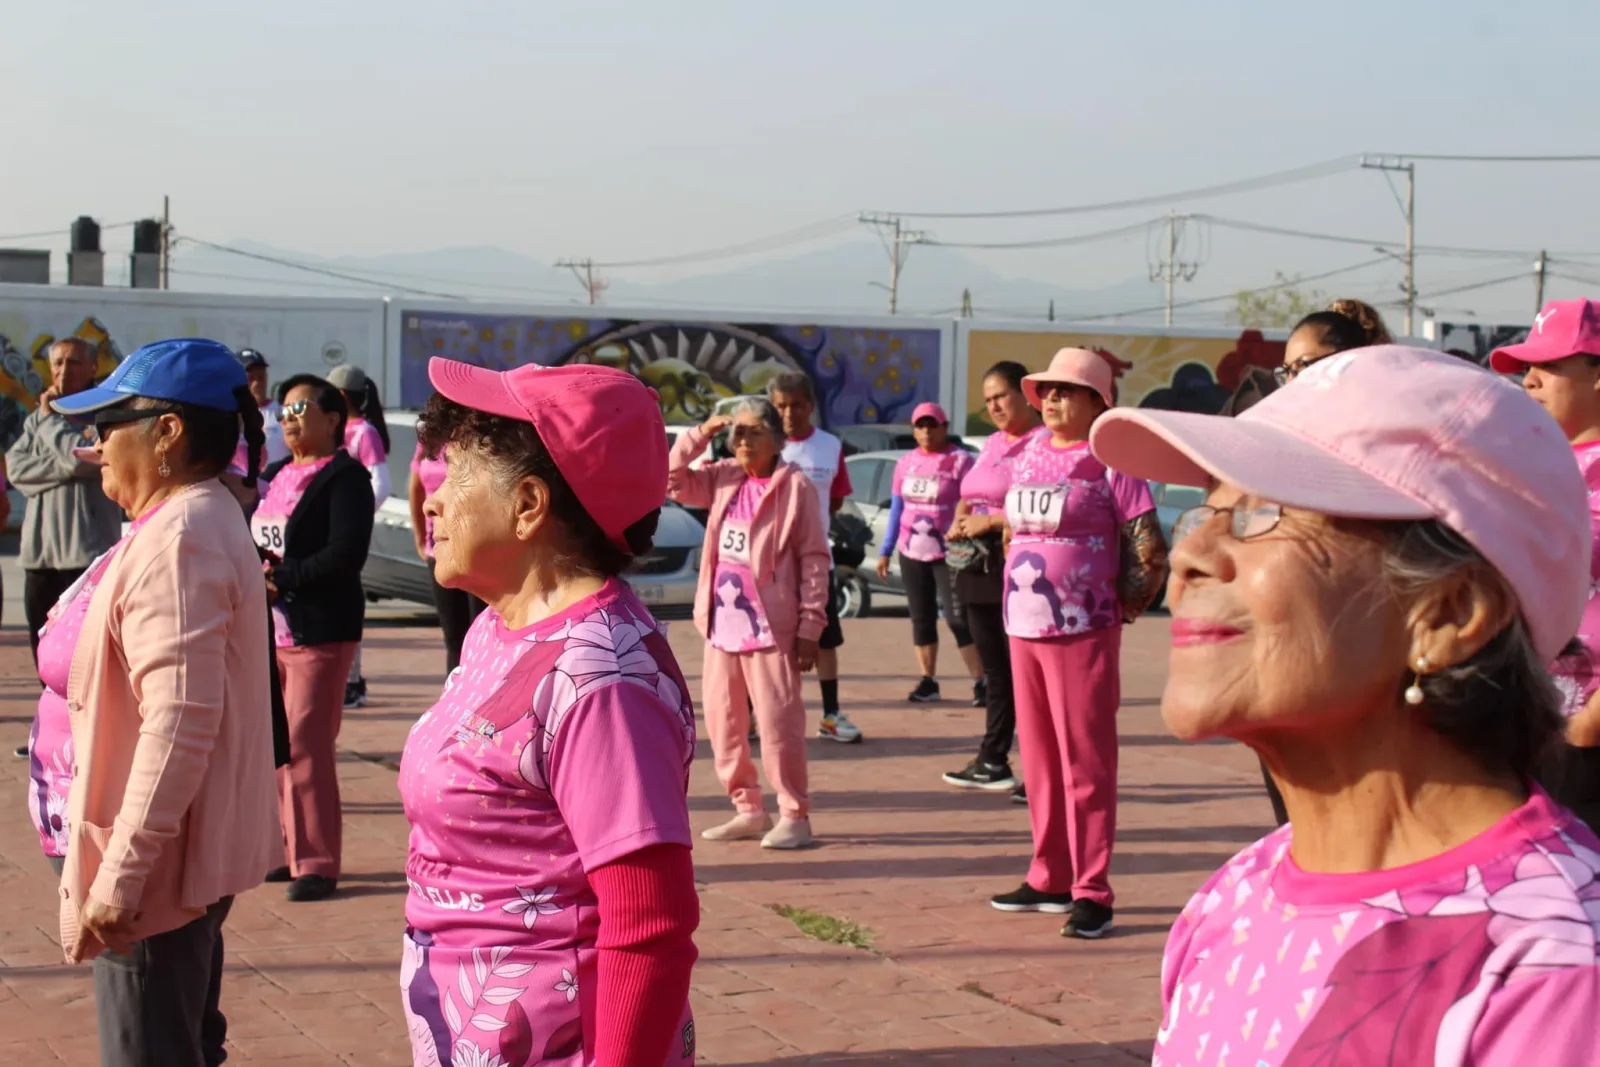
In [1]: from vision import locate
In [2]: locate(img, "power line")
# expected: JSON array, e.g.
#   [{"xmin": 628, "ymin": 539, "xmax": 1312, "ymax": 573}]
[
  {"xmin": 924, "ymin": 218, "xmax": 1157, "ymax": 250},
  {"xmin": 871, "ymin": 156, "xmax": 1360, "ymax": 220},
  {"xmin": 1195, "ymin": 215, "xmax": 1599, "ymax": 260},
  {"xmin": 0, "ymin": 220, "xmax": 139, "ymax": 243},
  {"xmin": 174, "ymin": 236, "xmax": 466, "ymax": 299},
  {"xmin": 1370, "ymin": 153, "xmax": 1600, "ymax": 163},
  {"xmin": 589, "ymin": 215, "xmax": 857, "ymax": 269},
  {"xmin": 1071, "ymin": 256, "xmax": 1393, "ymax": 322}
]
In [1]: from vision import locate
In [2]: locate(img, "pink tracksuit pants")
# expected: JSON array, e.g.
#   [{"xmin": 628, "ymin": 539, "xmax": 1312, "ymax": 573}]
[
  {"xmin": 702, "ymin": 644, "xmax": 810, "ymax": 820},
  {"xmin": 1011, "ymin": 626, "xmax": 1121, "ymax": 907}
]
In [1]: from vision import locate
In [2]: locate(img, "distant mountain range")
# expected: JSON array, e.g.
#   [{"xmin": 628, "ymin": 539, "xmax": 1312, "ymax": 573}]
[{"xmin": 168, "ymin": 238, "xmax": 1189, "ymax": 324}]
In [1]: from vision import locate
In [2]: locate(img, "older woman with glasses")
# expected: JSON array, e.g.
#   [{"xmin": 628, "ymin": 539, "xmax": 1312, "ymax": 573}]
[
  {"xmin": 1093, "ymin": 347, "xmax": 1600, "ymax": 1065},
  {"xmin": 670, "ymin": 397, "xmax": 831, "ymax": 851},
  {"xmin": 49, "ymin": 339, "xmax": 279, "ymax": 1067}
]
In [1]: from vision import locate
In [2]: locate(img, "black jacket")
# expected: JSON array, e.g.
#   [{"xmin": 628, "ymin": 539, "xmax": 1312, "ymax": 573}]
[{"xmin": 263, "ymin": 451, "xmax": 375, "ymax": 646}]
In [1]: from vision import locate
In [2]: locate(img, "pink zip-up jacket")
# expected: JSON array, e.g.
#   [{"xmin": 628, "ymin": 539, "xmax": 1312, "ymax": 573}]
[
  {"xmin": 668, "ymin": 426, "xmax": 830, "ymax": 651},
  {"xmin": 60, "ymin": 480, "xmax": 279, "ymax": 962}
]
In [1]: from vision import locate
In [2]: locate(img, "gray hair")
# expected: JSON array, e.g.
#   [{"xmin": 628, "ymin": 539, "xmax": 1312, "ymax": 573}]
[
  {"xmin": 731, "ymin": 396, "xmax": 786, "ymax": 445},
  {"xmin": 1380, "ymin": 519, "xmax": 1563, "ymax": 781},
  {"xmin": 767, "ymin": 371, "xmax": 814, "ymax": 404}
]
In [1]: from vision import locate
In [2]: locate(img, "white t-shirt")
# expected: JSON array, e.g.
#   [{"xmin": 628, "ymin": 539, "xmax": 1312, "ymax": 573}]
[
  {"xmin": 260, "ymin": 400, "xmax": 290, "ymax": 466},
  {"xmin": 781, "ymin": 427, "xmax": 844, "ymax": 545}
]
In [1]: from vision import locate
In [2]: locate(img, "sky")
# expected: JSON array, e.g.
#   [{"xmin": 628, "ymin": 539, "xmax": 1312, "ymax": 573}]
[{"xmin": 6, "ymin": 0, "xmax": 1600, "ymax": 324}]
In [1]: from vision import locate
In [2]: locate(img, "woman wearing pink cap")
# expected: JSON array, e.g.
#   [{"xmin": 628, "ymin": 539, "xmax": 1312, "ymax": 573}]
[
  {"xmin": 669, "ymin": 397, "xmax": 830, "ymax": 851},
  {"xmin": 399, "ymin": 358, "xmax": 699, "ymax": 1067},
  {"xmin": 874, "ymin": 401, "xmax": 982, "ymax": 703},
  {"xmin": 988, "ymin": 347, "xmax": 1168, "ymax": 939},
  {"xmin": 1491, "ymin": 297, "xmax": 1600, "ymax": 834},
  {"xmin": 1093, "ymin": 347, "xmax": 1600, "ymax": 1064}
]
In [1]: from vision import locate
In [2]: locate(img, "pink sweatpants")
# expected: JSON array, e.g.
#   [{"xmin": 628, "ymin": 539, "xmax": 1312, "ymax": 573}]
[
  {"xmin": 1011, "ymin": 627, "xmax": 1121, "ymax": 907},
  {"xmin": 275, "ymin": 641, "xmax": 357, "ymax": 880},
  {"xmin": 702, "ymin": 644, "xmax": 810, "ymax": 820}
]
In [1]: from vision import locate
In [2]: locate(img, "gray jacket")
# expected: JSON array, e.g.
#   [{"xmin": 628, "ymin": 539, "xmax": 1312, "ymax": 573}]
[{"xmin": 5, "ymin": 408, "xmax": 122, "ymax": 570}]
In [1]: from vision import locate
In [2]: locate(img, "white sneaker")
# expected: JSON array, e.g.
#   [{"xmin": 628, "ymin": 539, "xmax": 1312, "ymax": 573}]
[
  {"xmin": 819, "ymin": 713, "xmax": 863, "ymax": 744},
  {"xmin": 701, "ymin": 812, "xmax": 773, "ymax": 841},
  {"xmin": 761, "ymin": 817, "xmax": 814, "ymax": 850}
]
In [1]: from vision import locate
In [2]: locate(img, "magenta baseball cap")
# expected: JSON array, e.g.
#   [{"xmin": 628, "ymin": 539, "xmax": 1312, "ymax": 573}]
[
  {"xmin": 1489, "ymin": 299, "xmax": 1600, "ymax": 373},
  {"xmin": 911, "ymin": 401, "xmax": 949, "ymax": 425},
  {"xmin": 428, "ymin": 358, "xmax": 668, "ymax": 552},
  {"xmin": 1089, "ymin": 345, "xmax": 1589, "ymax": 660},
  {"xmin": 1024, "ymin": 348, "xmax": 1116, "ymax": 409}
]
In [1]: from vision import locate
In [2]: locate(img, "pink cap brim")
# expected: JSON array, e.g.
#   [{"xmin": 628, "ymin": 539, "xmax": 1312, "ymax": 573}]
[
  {"xmin": 1022, "ymin": 374, "xmax": 1113, "ymax": 410},
  {"xmin": 428, "ymin": 358, "xmax": 529, "ymax": 422},
  {"xmin": 1488, "ymin": 342, "xmax": 1564, "ymax": 375},
  {"xmin": 1090, "ymin": 408, "xmax": 1434, "ymax": 521}
]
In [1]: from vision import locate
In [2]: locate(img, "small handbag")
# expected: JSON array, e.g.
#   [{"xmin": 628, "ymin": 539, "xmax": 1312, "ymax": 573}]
[{"xmin": 946, "ymin": 531, "xmax": 1000, "ymax": 575}]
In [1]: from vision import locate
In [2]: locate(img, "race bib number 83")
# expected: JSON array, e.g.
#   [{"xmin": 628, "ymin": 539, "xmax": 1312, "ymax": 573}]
[
  {"xmin": 1006, "ymin": 483, "xmax": 1066, "ymax": 536},
  {"xmin": 902, "ymin": 474, "xmax": 941, "ymax": 505}
]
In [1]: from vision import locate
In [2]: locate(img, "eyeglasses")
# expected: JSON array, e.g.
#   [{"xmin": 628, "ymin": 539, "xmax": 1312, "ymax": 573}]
[
  {"xmin": 92, "ymin": 405, "xmax": 181, "ymax": 433},
  {"xmin": 278, "ymin": 400, "xmax": 313, "ymax": 421},
  {"xmin": 1273, "ymin": 354, "xmax": 1330, "ymax": 386},
  {"xmin": 1171, "ymin": 501, "xmax": 1284, "ymax": 545}
]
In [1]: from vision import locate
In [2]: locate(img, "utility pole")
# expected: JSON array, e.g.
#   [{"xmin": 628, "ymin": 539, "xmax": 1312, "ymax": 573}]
[
  {"xmin": 555, "ymin": 258, "xmax": 607, "ymax": 304},
  {"xmin": 159, "ymin": 194, "xmax": 170, "ymax": 290},
  {"xmin": 858, "ymin": 213, "xmax": 929, "ymax": 315},
  {"xmin": 1048, "ymin": 299, "xmax": 1055, "ymax": 322},
  {"xmin": 1360, "ymin": 157, "xmax": 1417, "ymax": 335},
  {"xmin": 1148, "ymin": 213, "xmax": 1199, "ymax": 327},
  {"xmin": 960, "ymin": 288, "xmax": 973, "ymax": 318},
  {"xmin": 1534, "ymin": 249, "xmax": 1548, "ymax": 314}
]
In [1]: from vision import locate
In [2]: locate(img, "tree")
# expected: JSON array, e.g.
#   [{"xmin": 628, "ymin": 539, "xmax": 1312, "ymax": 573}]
[{"xmin": 1231, "ymin": 273, "xmax": 1326, "ymax": 329}]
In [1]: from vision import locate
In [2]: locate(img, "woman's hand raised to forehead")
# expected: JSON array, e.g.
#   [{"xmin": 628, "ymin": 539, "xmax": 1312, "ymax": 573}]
[{"xmin": 700, "ymin": 415, "xmax": 733, "ymax": 438}]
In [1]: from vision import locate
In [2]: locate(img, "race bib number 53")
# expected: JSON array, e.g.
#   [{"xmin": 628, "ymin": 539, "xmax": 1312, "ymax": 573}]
[
  {"xmin": 1006, "ymin": 483, "xmax": 1066, "ymax": 536},
  {"xmin": 719, "ymin": 519, "xmax": 752, "ymax": 567}
]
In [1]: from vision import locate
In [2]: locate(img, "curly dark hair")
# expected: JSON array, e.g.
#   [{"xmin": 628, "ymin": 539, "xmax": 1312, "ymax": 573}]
[{"xmin": 418, "ymin": 395, "xmax": 658, "ymax": 578}]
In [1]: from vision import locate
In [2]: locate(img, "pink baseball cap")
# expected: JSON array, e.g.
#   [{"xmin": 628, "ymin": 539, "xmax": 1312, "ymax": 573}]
[
  {"xmin": 1023, "ymin": 348, "xmax": 1116, "ymax": 409},
  {"xmin": 428, "ymin": 358, "xmax": 667, "ymax": 552},
  {"xmin": 1489, "ymin": 299, "xmax": 1600, "ymax": 373},
  {"xmin": 1089, "ymin": 345, "xmax": 1589, "ymax": 660},
  {"xmin": 911, "ymin": 401, "xmax": 949, "ymax": 425}
]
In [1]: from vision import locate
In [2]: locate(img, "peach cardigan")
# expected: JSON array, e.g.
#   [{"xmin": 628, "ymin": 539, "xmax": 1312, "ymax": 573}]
[{"xmin": 59, "ymin": 480, "xmax": 279, "ymax": 962}]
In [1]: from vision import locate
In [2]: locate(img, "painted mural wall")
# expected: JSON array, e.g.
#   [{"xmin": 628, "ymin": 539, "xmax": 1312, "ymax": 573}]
[
  {"xmin": 961, "ymin": 327, "xmax": 1287, "ymax": 434},
  {"xmin": 397, "ymin": 309, "xmax": 944, "ymax": 427}
]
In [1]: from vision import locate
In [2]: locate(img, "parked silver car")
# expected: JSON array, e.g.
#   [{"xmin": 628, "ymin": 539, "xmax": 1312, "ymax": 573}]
[{"xmin": 361, "ymin": 412, "xmax": 704, "ymax": 620}]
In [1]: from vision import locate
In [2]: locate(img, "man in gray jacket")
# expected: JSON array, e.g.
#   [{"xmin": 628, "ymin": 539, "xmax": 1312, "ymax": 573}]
[{"xmin": 5, "ymin": 337, "xmax": 122, "ymax": 663}]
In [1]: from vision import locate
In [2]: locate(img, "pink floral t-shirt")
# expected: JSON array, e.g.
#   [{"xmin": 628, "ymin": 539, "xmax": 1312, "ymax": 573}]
[
  {"xmin": 398, "ymin": 579, "xmax": 697, "ymax": 1067},
  {"xmin": 1550, "ymin": 440, "xmax": 1600, "ymax": 717},
  {"xmin": 1156, "ymin": 791, "xmax": 1600, "ymax": 1067},
  {"xmin": 345, "ymin": 416, "xmax": 387, "ymax": 467},
  {"xmin": 412, "ymin": 440, "xmax": 449, "ymax": 557},
  {"xmin": 710, "ymin": 477, "xmax": 775, "ymax": 654},
  {"xmin": 27, "ymin": 503, "xmax": 167, "ymax": 857},
  {"xmin": 892, "ymin": 447, "xmax": 975, "ymax": 562},
  {"xmin": 254, "ymin": 456, "xmax": 333, "ymax": 647},
  {"xmin": 1002, "ymin": 437, "xmax": 1154, "ymax": 640},
  {"xmin": 959, "ymin": 426, "xmax": 1044, "ymax": 516}
]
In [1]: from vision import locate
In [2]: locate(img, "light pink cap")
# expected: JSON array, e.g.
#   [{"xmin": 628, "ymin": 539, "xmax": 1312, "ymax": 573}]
[
  {"xmin": 1489, "ymin": 299, "xmax": 1600, "ymax": 373},
  {"xmin": 911, "ymin": 401, "xmax": 949, "ymax": 425},
  {"xmin": 1023, "ymin": 348, "xmax": 1115, "ymax": 409},
  {"xmin": 428, "ymin": 358, "xmax": 668, "ymax": 552},
  {"xmin": 1089, "ymin": 345, "xmax": 1589, "ymax": 660}
]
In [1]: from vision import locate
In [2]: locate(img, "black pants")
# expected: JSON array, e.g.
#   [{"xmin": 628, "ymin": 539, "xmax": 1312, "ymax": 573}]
[
  {"xmin": 93, "ymin": 896, "xmax": 233, "ymax": 1067},
  {"xmin": 965, "ymin": 599, "xmax": 1015, "ymax": 767},
  {"xmin": 1542, "ymin": 743, "xmax": 1600, "ymax": 837},
  {"xmin": 900, "ymin": 554, "xmax": 972, "ymax": 648},
  {"xmin": 430, "ymin": 560, "xmax": 485, "ymax": 674},
  {"xmin": 1260, "ymin": 758, "xmax": 1289, "ymax": 827},
  {"xmin": 24, "ymin": 566, "xmax": 85, "ymax": 666}
]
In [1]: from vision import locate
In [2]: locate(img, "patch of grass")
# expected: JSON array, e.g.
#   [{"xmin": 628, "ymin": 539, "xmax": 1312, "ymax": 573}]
[{"xmin": 769, "ymin": 904, "xmax": 875, "ymax": 950}]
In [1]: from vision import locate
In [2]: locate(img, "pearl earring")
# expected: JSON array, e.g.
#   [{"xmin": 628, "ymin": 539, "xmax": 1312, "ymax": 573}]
[{"xmin": 1405, "ymin": 655, "xmax": 1430, "ymax": 706}]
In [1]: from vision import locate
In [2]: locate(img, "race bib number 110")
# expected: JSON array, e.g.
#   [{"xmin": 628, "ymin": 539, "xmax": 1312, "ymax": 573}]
[{"xmin": 1005, "ymin": 483, "xmax": 1066, "ymax": 536}]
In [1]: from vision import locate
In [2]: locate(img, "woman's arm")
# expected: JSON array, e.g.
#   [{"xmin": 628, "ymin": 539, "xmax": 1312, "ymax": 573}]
[
  {"xmin": 1117, "ymin": 509, "xmax": 1170, "ymax": 622},
  {"xmin": 367, "ymin": 461, "xmax": 391, "ymax": 508},
  {"xmin": 272, "ymin": 465, "xmax": 376, "ymax": 592},
  {"xmin": 878, "ymin": 496, "xmax": 905, "ymax": 558},
  {"xmin": 665, "ymin": 422, "xmax": 725, "ymax": 510},
  {"xmin": 408, "ymin": 470, "xmax": 428, "ymax": 560},
  {"xmin": 589, "ymin": 844, "xmax": 699, "ymax": 1067}
]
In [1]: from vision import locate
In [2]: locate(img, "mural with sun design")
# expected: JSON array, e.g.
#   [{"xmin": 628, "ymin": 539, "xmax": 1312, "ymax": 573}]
[{"xmin": 398, "ymin": 310, "xmax": 943, "ymax": 428}]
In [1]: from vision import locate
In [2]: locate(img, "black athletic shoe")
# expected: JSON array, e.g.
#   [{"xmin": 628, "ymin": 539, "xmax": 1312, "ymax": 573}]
[
  {"xmin": 971, "ymin": 677, "xmax": 988, "ymax": 708},
  {"xmin": 1011, "ymin": 784, "xmax": 1028, "ymax": 805},
  {"xmin": 908, "ymin": 676, "xmax": 941, "ymax": 703},
  {"xmin": 286, "ymin": 875, "xmax": 338, "ymax": 902},
  {"xmin": 264, "ymin": 866, "xmax": 292, "ymax": 883},
  {"xmin": 991, "ymin": 883, "xmax": 1073, "ymax": 914},
  {"xmin": 12, "ymin": 744, "xmax": 28, "ymax": 759},
  {"xmin": 1062, "ymin": 899, "xmax": 1115, "ymax": 939},
  {"xmin": 343, "ymin": 681, "xmax": 368, "ymax": 709},
  {"xmin": 942, "ymin": 759, "xmax": 1017, "ymax": 791}
]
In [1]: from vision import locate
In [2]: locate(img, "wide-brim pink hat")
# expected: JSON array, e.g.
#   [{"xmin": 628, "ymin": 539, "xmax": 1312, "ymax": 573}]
[
  {"xmin": 1089, "ymin": 345, "xmax": 1589, "ymax": 661},
  {"xmin": 1022, "ymin": 348, "xmax": 1116, "ymax": 409}
]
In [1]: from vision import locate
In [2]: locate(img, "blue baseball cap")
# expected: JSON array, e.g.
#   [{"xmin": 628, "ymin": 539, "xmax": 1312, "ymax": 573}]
[{"xmin": 54, "ymin": 338, "xmax": 249, "ymax": 419}]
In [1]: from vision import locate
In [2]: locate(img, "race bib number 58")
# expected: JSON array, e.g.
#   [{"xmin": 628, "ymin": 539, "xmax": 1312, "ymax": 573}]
[
  {"xmin": 253, "ymin": 515, "xmax": 286, "ymax": 555},
  {"xmin": 1006, "ymin": 483, "xmax": 1066, "ymax": 536}
]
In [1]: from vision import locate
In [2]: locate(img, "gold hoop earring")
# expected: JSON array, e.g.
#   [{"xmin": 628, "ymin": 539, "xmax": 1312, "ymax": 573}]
[{"xmin": 1404, "ymin": 655, "xmax": 1431, "ymax": 706}]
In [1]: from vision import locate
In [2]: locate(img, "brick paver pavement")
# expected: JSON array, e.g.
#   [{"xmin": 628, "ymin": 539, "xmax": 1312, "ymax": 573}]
[{"xmin": 0, "ymin": 611, "xmax": 1275, "ymax": 1065}]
